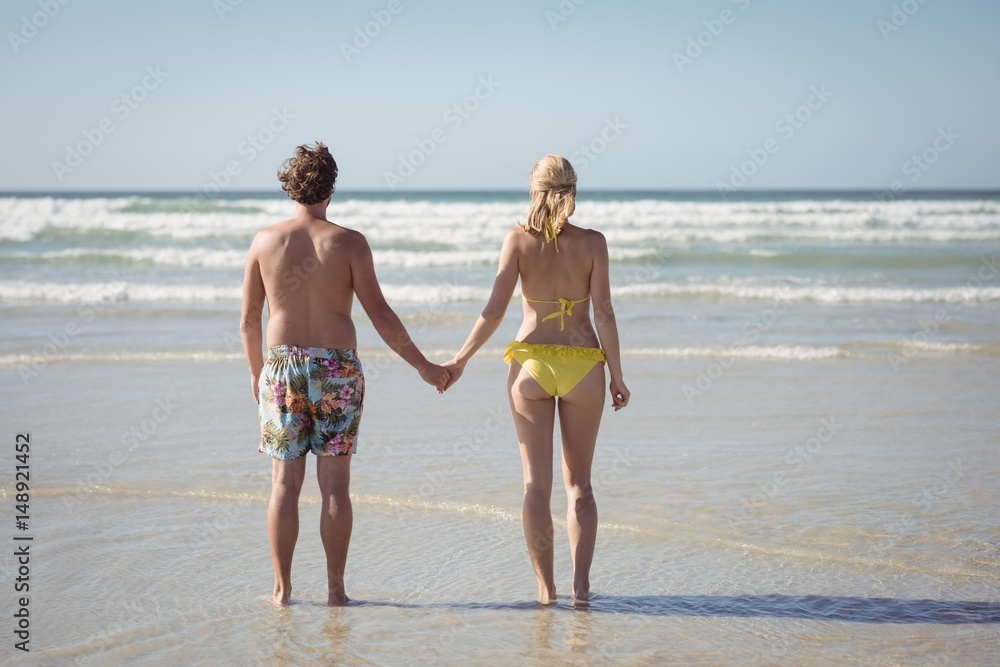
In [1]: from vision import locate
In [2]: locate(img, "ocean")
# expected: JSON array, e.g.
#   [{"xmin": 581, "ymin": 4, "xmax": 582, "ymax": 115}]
[{"xmin": 0, "ymin": 190, "xmax": 998, "ymax": 665}]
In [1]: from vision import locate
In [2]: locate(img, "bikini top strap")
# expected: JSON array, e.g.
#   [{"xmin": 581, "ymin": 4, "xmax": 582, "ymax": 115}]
[{"xmin": 523, "ymin": 295, "xmax": 590, "ymax": 331}]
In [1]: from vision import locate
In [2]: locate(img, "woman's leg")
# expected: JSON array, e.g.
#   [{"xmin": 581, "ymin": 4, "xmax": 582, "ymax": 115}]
[
  {"xmin": 507, "ymin": 361, "xmax": 557, "ymax": 604},
  {"xmin": 558, "ymin": 362, "xmax": 606, "ymax": 601}
]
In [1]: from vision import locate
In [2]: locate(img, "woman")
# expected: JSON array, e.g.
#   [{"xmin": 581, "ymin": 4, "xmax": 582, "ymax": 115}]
[{"xmin": 444, "ymin": 155, "xmax": 630, "ymax": 604}]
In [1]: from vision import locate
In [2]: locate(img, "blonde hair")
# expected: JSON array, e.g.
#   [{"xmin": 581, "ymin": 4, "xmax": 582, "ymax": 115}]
[{"xmin": 523, "ymin": 155, "xmax": 577, "ymax": 239}]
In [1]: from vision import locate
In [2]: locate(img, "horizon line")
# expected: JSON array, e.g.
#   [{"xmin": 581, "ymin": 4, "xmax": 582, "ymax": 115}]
[{"xmin": 2, "ymin": 187, "xmax": 999, "ymax": 196}]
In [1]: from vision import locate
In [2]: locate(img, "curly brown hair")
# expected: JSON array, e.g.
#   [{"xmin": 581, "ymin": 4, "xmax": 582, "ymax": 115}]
[{"xmin": 277, "ymin": 141, "xmax": 338, "ymax": 205}]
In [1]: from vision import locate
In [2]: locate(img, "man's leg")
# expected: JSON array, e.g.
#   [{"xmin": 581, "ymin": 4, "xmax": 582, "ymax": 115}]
[
  {"xmin": 317, "ymin": 454, "xmax": 352, "ymax": 606},
  {"xmin": 268, "ymin": 457, "xmax": 307, "ymax": 605}
]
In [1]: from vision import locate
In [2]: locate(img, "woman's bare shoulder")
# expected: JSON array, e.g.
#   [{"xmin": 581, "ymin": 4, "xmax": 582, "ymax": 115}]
[
  {"xmin": 503, "ymin": 225, "xmax": 530, "ymax": 247},
  {"xmin": 568, "ymin": 224, "xmax": 607, "ymax": 247}
]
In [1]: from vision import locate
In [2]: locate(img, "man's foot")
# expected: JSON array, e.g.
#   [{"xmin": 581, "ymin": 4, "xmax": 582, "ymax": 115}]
[
  {"xmin": 327, "ymin": 593, "xmax": 350, "ymax": 607},
  {"xmin": 571, "ymin": 588, "xmax": 590, "ymax": 604},
  {"xmin": 538, "ymin": 585, "xmax": 558, "ymax": 605},
  {"xmin": 272, "ymin": 584, "xmax": 292, "ymax": 606}
]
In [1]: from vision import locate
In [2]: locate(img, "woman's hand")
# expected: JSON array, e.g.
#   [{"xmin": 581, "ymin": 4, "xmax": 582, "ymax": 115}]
[
  {"xmin": 610, "ymin": 377, "xmax": 630, "ymax": 411},
  {"xmin": 441, "ymin": 359, "xmax": 465, "ymax": 391},
  {"xmin": 420, "ymin": 362, "xmax": 451, "ymax": 394}
]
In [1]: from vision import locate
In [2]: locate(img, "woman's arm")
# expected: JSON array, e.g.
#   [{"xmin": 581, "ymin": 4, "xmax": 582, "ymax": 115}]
[
  {"xmin": 590, "ymin": 232, "xmax": 630, "ymax": 410},
  {"xmin": 351, "ymin": 232, "xmax": 450, "ymax": 391},
  {"xmin": 443, "ymin": 230, "xmax": 520, "ymax": 387}
]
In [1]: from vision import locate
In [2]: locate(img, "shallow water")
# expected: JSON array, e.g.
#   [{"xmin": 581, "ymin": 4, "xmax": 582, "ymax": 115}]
[
  {"xmin": 1, "ymin": 352, "xmax": 998, "ymax": 666},
  {"xmin": 1, "ymin": 191, "xmax": 998, "ymax": 664}
]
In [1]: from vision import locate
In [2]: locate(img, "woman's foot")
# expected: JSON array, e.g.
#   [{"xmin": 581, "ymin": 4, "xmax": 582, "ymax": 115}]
[{"xmin": 272, "ymin": 584, "xmax": 292, "ymax": 606}]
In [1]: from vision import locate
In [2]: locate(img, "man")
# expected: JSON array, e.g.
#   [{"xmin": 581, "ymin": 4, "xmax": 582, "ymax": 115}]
[{"xmin": 240, "ymin": 141, "xmax": 449, "ymax": 606}]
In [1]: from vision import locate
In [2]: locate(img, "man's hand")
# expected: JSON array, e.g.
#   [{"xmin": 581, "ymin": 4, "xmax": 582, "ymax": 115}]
[
  {"xmin": 441, "ymin": 359, "xmax": 465, "ymax": 391},
  {"xmin": 250, "ymin": 374, "xmax": 260, "ymax": 403},
  {"xmin": 420, "ymin": 362, "xmax": 451, "ymax": 393}
]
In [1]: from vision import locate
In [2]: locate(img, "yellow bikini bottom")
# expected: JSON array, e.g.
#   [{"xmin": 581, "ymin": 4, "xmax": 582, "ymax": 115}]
[{"xmin": 503, "ymin": 342, "xmax": 606, "ymax": 398}]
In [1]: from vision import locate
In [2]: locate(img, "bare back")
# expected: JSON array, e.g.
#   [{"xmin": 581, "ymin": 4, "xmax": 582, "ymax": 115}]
[
  {"xmin": 251, "ymin": 216, "xmax": 360, "ymax": 349},
  {"xmin": 513, "ymin": 223, "xmax": 603, "ymax": 348}
]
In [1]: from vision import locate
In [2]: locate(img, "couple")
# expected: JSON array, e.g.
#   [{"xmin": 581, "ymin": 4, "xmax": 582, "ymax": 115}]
[{"xmin": 240, "ymin": 142, "xmax": 629, "ymax": 607}]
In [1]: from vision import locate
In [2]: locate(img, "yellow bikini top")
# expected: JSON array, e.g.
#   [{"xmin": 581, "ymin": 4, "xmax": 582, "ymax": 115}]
[
  {"xmin": 523, "ymin": 295, "xmax": 590, "ymax": 331},
  {"xmin": 523, "ymin": 216, "xmax": 587, "ymax": 331}
]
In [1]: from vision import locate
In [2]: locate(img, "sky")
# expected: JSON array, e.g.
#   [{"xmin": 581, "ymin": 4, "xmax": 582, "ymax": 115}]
[{"xmin": 1, "ymin": 0, "xmax": 998, "ymax": 192}]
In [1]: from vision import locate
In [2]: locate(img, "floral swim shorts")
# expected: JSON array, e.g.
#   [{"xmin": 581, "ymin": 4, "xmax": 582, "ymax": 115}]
[{"xmin": 258, "ymin": 345, "xmax": 365, "ymax": 459}]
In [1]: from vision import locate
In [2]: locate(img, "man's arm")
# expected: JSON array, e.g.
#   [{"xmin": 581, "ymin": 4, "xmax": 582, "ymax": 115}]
[
  {"xmin": 351, "ymin": 233, "xmax": 449, "ymax": 390},
  {"xmin": 240, "ymin": 235, "xmax": 266, "ymax": 402}
]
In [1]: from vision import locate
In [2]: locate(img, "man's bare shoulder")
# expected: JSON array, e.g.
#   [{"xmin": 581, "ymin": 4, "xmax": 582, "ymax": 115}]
[
  {"xmin": 322, "ymin": 223, "xmax": 367, "ymax": 250},
  {"xmin": 251, "ymin": 218, "xmax": 296, "ymax": 245}
]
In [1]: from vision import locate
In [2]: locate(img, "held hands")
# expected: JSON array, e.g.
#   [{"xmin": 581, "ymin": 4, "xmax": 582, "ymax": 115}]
[
  {"xmin": 610, "ymin": 377, "xmax": 630, "ymax": 411},
  {"xmin": 420, "ymin": 361, "xmax": 452, "ymax": 394},
  {"xmin": 441, "ymin": 359, "xmax": 465, "ymax": 392}
]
